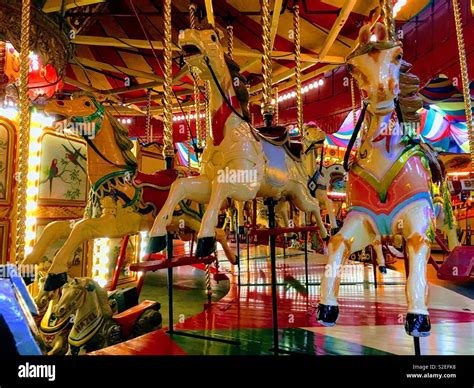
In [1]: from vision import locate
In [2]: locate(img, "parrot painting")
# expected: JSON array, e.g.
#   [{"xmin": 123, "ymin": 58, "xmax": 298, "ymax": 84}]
[
  {"xmin": 62, "ymin": 144, "xmax": 86, "ymax": 174},
  {"xmin": 41, "ymin": 158, "xmax": 59, "ymax": 195}
]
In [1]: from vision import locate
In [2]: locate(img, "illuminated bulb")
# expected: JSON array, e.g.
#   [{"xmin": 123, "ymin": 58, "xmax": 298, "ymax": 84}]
[
  {"xmin": 26, "ymin": 201, "xmax": 38, "ymax": 212},
  {"xmin": 291, "ymin": 91, "xmax": 296, "ymax": 97},
  {"xmin": 26, "ymin": 217, "xmax": 36, "ymax": 227},
  {"xmin": 308, "ymin": 83, "xmax": 314, "ymax": 90},
  {"xmin": 27, "ymin": 171, "xmax": 40, "ymax": 181},
  {"xmin": 26, "ymin": 230, "xmax": 36, "ymax": 241},
  {"xmin": 370, "ymin": 34, "xmax": 377, "ymax": 42},
  {"xmin": 318, "ymin": 79, "xmax": 324, "ymax": 86},
  {"xmin": 26, "ymin": 186, "xmax": 38, "ymax": 197},
  {"xmin": 29, "ymin": 142, "xmax": 41, "ymax": 153},
  {"xmin": 28, "ymin": 155, "xmax": 41, "ymax": 167},
  {"xmin": 30, "ymin": 126, "xmax": 42, "ymax": 138}
]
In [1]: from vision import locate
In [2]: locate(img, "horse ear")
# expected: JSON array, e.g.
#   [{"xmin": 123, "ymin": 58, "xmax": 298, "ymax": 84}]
[
  {"xmin": 93, "ymin": 93, "xmax": 107, "ymax": 103},
  {"xmin": 374, "ymin": 22, "xmax": 387, "ymax": 41},
  {"xmin": 359, "ymin": 24, "xmax": 372, "ymax": 45}
]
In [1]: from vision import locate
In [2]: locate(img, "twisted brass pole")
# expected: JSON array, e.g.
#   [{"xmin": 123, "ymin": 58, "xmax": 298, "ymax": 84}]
[
  {"xmin": 227, "ymin": 25, "xmax": 234, "ymax": 58},
  {"xmin": 293, "ymin": 4, "xmax": 303, "ymax": 136},
  {"xmin": 145, "ymin": 88, "xmax": 152, "ymax": 143},
  {"xmin": 350, "ymin": 77, "xmax": 357, "ymax": 128},
  {"xmin": 274, "ymin": 87, "xmax": 279, "ymax": 125},
  {"xmin": 15, "ymin": 0, "xmax": 32, "ymax": 262},
  {"xmin": 190, "ymin": 2, "xmax": 202, "ymax": 151},
  {"xmin": 381, "ymin": 0, "xmax": 396, "ymax": 41},
  {"xmin": 260, "ymin": 0, "xmax": 274, "ymax": 126},
  {"xmin": 452, "ymin": 0, "xmax": 474, "ymax": 170},
  {"xmin": 162, "ymin": 0, "xmax": 174, "ymax": 158}
]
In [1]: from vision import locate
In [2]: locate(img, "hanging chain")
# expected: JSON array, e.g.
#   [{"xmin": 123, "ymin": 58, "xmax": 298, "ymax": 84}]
[
  {"xmin": 350, "ymin": 77, "xmax": 357, "ymax": 128},
  {"xmin": 274, "ymin": 87, "xmax": 279, "ymax": 125},
  {"xmin": 162, "ymin": 0, "xmax": 174, "ymax": 158},
  {"xmin": 260, "ymin": 0, "xmax": 274, "ymax": 123},
  {"xmin": 145, "ymin": 88, "xmax": 152, "ymax": 143},
  {"xmin": 16, "ymin": 0, "xmax": 32, "ymax": 262},
  {"xmin": 293, "ymin": 4, "xmax": 303, "ymax": 136},
  {"xmin": 227, "ymin": 25, "xmax": 234, "ymax": 58},
  {"xmin": 204, "ymin": 81, "xmax": 211, "ymax": 145},
  {"xmin": 452, "ymin": 0, "xmax": 474, "ymax": 170}
]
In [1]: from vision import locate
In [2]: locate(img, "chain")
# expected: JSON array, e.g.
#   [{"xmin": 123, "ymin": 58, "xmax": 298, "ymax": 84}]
[
  {"xmin": 260, "ymin": 0, "xmax": 274, "ymax": 121},
  {"xmin": 15, "ymin": 0, "xmax": 32, "ymax": 262},
  {"xmin": 350, "ymin": 77, "xmax": 357, "ymax": 128},
  {"xmin": 204, "ymin": 80, "xmax": 211, "ymax": 145},
  {"xmin": 274, "ymin": 87, "xmax": 279, "ymax": 125},
  {"xmin": 452, "ymin": 0, "xmax": 474, "ymax": 170},
  {"xmin": 145, "ymin": 88, "xmax": 152, "ymax": 142},
  {"xmin": 227, "ymin": 25, "xmax": 234, "ymax": 58},
  {"xmin": 293, "ymin": 4, "xmax": 303, "ymax": 135},
  {"xmin": 162, "ymin": 0, "xmax": 174, "ymax": 158}
]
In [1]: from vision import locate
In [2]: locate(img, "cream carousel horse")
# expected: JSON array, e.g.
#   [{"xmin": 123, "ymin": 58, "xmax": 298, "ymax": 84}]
[
  {"xmin": 52, "ymin": 277, "xmax": 161, "ymax": 355},
  {"xmin": 148, "ymin": 28, "xmax": 327, "ymax": 256},
  {"xmin": 317, "ymin": 23, "xmax": 445, "ymax": 337},
  {"xmin": 21, "ymin": 93, "xmax": 235, "ymax": 292}
]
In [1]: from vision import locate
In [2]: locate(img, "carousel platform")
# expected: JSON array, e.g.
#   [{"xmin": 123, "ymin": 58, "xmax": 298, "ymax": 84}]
[{"xmin": 91, "ymin": 244, "xmax": 474, "ymax": 356}]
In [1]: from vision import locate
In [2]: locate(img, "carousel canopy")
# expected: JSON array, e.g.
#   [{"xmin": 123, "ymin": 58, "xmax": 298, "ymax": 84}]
[{"xmin": 34, "ymin": 0, "xmax": 432, "ymax": 142}]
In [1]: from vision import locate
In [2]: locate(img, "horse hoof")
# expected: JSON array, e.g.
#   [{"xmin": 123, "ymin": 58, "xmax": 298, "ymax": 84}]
[
  {"xmin": 43, "ymin": 272, "xmax": 68, "ymax": 291},
  {"xmin": 196, "ymin": 237, "xmax": 216, "ymax": 257},
  {"xmin": 405, "ymin": 313, "xmax": 431, "ymax": 337},
  {"xmin": 331, "ymin": 227, "xmax": 340, "ymax": 235},
  {"xmin": 238, "ymin": 226, "xmax": 246, "ymax": 236},
  {"xmin": 316, "ymin": 304, "xmax": 339, "ymax": 326},
  {"xmin": 146, "ymin": 236, "xmax": 167, "ymax": 254},
  {"xmin": 378, "ymin": 265, "xmax": 387, "ymax": 274},
  {"xmin": 322, "ymin": 235, "xmax": 330, "ymax": 242}
]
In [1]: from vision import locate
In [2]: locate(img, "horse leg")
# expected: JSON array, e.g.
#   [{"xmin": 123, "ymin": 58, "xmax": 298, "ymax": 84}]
[
  {"xmin": 195, "ymin": 180, "xmax": 233, "ymax": 257},
  {"xmin": 372, "ymin": 238, "xmax": 387, "ymax": 274},
  {"xmin": 45, "ymin": 213, "xmax": 143, "ymax": 291},
  {"xmin": 235, "ymin": 201, "xmax": 246, "ymax": 234},
  {"xmin": 290, "ymin": 184, "xmax": 328, "ymax": 239},
  {"xmin": 324, "ymin": 195, "xmax": 339, "ymax": 232},
  {"xmin": 21, "ymin": 220, "xmax": 75, "ymax": 266},
  {"xmin": 399, "ymin": 203, "xmax": 433, "ymax": 337},
  {"xmin": 317, "ymin": 212, "xmax": 376, "ymax": 326},
  {"xmin": 148, "ymin": 175, "xmax": 211, "ymax": 253},
  {"xmin": 215, "ymin": 228, "xmax": 236, "ymax": 264}
]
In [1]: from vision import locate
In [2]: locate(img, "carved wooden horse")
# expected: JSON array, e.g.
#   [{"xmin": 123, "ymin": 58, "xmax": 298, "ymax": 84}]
[
  {"xmin": 317, "ymin": 23, "xmax": 440, "ymax": 337},
  {"xmin": 21, "ymin": 94, "xmax": 235, "ymax": 292},
  {"xmin": 148, "ymin": 28, "xmax": 327, "ymax": 257}
]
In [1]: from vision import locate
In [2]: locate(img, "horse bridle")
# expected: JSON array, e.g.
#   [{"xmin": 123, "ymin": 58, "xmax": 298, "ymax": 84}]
[
  {"xmin": 343, "ymin": 98, "xmax": 404, "ymax": 172},
  {"xmin": 74, "ymin": 98, "xmax": 134, "ymax": 170}
]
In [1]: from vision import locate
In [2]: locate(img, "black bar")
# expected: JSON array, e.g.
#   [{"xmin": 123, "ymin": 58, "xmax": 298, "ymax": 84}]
[
  {"xmin": 236, "ymin": 212, "xmax": 241, "ymax": 287},
  {"xmin": 304, "ymin": 231, "xmax": 309, "ymax": 290},
  {"xmin": 165, "ymin": 156, "xmax": 174, "ymax": 333},
  {"xmin": 265, "ymin": 198, "xmax": 279, "ymax": 354},
  {"xmin": 414, "ymin": 337, "xmax": 421, "ymax": 356}
]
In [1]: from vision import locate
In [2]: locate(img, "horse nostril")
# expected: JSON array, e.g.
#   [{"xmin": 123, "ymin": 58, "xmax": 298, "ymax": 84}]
[{"xmin": 57, "ymin": 101, "xmax": 65, "ymax": 106}]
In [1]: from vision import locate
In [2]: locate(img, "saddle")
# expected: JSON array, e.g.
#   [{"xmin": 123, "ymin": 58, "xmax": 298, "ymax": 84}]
[
  {"xmin": 254, "ymin": 125, "xmax": 303, "ymax": 160},
  {"xmin": 134, "ymin": 169, "xmax": 179, "ymax": 188}
]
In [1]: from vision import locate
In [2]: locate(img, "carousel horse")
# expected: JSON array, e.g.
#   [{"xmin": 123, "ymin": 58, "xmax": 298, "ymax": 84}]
[
  {"xmin": 148, "ymin": 28, "xmax": 327, "ymax": 257},
  {"xmin": 21, "ymin": 93, "xmax": 236, "ymax": 292},
  {"xmin": 52, "ymin": 277, "xmax": 161, "ymax": 355},
  {"xmin": 317, "ymin": 23, "xmax": 445, "ymax": 337}
]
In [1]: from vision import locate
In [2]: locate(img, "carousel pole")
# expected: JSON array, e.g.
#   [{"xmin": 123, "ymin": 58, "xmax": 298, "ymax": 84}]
[
  {"xmin": 145, "ymin": 88, "xmax": 152, "ymax": 143},
  {"xmin": 293, "ymin": 4, "xmax": 303, "ymax": 136},
  {"xmin": 452, "ymin": 0, "xmax": 474, "ymax": 171},
  {"xmin": 261, "ymin": 0, "xmax": 274, "ymax": 127},
  {"xmin": 162, "ymin": 0, "xmax": 175, "ymax": 333},
  {"xmin": 15, "ymin": 0, "xmax": 32, "ymax": 264},
  {"xmin": 190, "ymin": 2, "xmax": 203, "ymax": 153},
  {"xmin": 227, "ymin": 25, "xmax": 234, "ymax": 58}
]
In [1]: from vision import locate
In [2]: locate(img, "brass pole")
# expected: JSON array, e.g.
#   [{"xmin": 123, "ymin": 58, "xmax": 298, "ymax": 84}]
[{"xmin": 15, "ymin": 0, "xmax": 32, "ymax": 262}]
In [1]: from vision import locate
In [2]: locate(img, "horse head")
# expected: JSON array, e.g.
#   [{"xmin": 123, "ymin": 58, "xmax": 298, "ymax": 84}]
[
  {"xmin": 347, "ymin": 23, "xmax": 403, "ymax": 116},
  {"xmin": 303, "ymin": 123, "xmax": 326, "ymax": 148},
  {"xmin": 45, "ymin": 93, "xmax": 106, "ymax": 139},
  {"xmin": 52, "ymin": 278, "xmax": 87, "ymax": 320},
  {"xmin": 179, "ymin": 28, "xmax": 226, "ymax": 82},
  {"xmin": 321, "ymin": 163, "xmax": 346, "ymax": 189}
]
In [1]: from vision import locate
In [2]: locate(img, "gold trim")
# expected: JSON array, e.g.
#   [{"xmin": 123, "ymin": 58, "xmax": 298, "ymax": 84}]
[{"xmin": 352, "ymin": 146, "xmax": 426, "ymax": 202}]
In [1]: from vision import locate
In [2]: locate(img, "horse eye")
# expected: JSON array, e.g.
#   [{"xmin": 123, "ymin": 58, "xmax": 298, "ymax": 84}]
[
  {"xmin": 211, "ymin": 35, "xmax": 217, "ymax": 42},
  {"xmin": 85, "ymin": 101, "xmax": 91, "ymax": 107},
  {"xmin": 396, "ymin": 54, "xmax": 402, "ymax": 61}
]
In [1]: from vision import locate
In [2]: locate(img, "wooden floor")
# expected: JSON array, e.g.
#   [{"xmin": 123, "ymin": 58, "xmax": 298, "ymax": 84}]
[{"xmin": 92, "ymin": 242, "xmax": 474, "ymax": 356}]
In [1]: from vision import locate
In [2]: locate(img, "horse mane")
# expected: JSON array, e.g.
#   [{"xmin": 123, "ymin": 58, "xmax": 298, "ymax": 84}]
[
  {"xmin": 398, "ymin": 60, "xmax": 423, "ymax": 123},
  {"xmin": 86, "ymin": 278, "xmax": 113, "ymax": 319},
  {"xmin": 224, "ymin": 53, "xmax": 251, "ymax": 121},
  {"xmin": 105, "ymin": 110, "xmax": 138, "ymax": 169}
]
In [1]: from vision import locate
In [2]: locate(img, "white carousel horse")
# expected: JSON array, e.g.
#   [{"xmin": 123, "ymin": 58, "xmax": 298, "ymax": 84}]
[
  {"xmin": 317, "ymin": 23, "xmax": 444, "ymax": 337},
  {"xmin": 21, "ymin": 94, "xmax": 235, "ymax": 292},
  {"xmin": 147, "ymin": 28, "xmax": 327, "ymax": 256}
]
